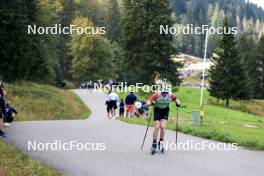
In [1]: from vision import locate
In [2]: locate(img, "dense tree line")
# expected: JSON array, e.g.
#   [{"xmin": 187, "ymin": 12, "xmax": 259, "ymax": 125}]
[
  {"xmin": 0, "ymin": 0, "xmax": 122, "ymax": 85},
  {"xmin": 0, "ymin": 0, "xmax": 51, "ymax": 82},
  {"xmin": 170, "ymin": 0, "xmax": 264, "ymax": 57},
  {"xmin": 0, "ymin": 0, "xmax": 181, "ymax": 85}
]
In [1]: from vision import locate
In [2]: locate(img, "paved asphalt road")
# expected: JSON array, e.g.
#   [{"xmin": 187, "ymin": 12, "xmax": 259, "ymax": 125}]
[{"xmin": 4, "ymin": 90, "xmax": 264, "ymax": 176}]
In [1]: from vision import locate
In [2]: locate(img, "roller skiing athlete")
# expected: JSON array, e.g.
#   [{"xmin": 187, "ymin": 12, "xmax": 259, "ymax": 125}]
[{"xmin": 147, "ymin": 88, "xmax": 180, "ymax": 155}]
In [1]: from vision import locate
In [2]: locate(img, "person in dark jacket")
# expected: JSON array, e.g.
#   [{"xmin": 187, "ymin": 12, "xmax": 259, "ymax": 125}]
[
  {"xmin": 0, "ymin": 82, "xmax": 6, "ymax": 118},
  {"xmin": 4, "ymin": 102, "xmax": 18, "ymax": 126},
  {"xmin": 0, "ymin": 81, "xmax": 7, "ymax": 137},
  {"xmin": 119, "ymin": 99, "xmax": 125, "ymax": 117},
  {"xmin": 125, "ymin": 92, "xmax": 137, "ymax": 117},
  {"xmin": 105, "ymin": 98, "xmax": 111, "ymax": 119}
]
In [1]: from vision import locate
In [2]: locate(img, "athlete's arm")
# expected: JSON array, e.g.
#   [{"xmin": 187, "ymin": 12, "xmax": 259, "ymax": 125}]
[
  {"xmin": 147, "ymin": 92, "xmax": 158, "ymax": 106},
  {"xmin": 171, "ymin": 93, "xmax": 181, "ymax": 107},
  {"xmin": 171, "ymin": 93, "xmax": 177, "ymax": 102},
  {"xmin": 12, "ymin": 107, "xmax": 18, "ymax": 114}
]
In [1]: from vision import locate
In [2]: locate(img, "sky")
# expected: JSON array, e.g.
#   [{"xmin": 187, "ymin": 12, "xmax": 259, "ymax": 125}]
[{"xmin": 249, "ymin": 0, "xmax": 264, "ymax": 9}]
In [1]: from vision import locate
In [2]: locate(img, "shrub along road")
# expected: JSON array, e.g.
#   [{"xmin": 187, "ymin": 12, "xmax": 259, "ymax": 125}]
[{"xmin": 4, "ymin": 90, "xmax": 264, "ymax": 176}]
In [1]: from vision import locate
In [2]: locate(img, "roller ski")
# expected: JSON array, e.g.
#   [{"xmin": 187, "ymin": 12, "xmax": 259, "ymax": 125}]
[
  {"xmin": 151, "ymin": 142, "xmax": 165, "ymax": 155},
  {"xmin": 159, "ymin": 142, "xmax": 165, "ymax": 154},
  {"xmin": 151, "ymin": 144, "xmax": 158, "ymax": 155}
]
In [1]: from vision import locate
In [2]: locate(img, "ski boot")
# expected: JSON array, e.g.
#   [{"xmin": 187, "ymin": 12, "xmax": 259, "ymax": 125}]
[
  {"xmin": 159, "ymin": 142, "xmax": 165, "ymax": 154},
  {"xmin": 151, "ymin": 144, "xmax": 157, "ymax": 155},
  {"xmin": 0, "ymin": 130, "xmax": 7, "ymax": 138}
]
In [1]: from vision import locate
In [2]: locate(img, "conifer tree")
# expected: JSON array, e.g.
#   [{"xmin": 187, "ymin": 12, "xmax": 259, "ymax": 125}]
[
  {"xmin": 122, "ymin": 0, "xmax": 180, "ymax": 84},
  {"xmin": 209, "ymin": 17, "xmax": 250, "ymax": 106},
  {"xmin": 251, "ymin": 34, "xmax": 264, "ymax": 98}
]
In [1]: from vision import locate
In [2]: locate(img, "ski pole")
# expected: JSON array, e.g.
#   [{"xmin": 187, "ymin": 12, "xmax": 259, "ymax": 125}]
[
  {"xmin": 176, "ymin": 107, "xmax": 179, "ymax": 145},
  {"xmin": 140, "ymin": 108, "xmax": 153, "ymax": 150},
  {"xmin": 133, "ymin": 109, "xmax": 145, "ymax": 119}
]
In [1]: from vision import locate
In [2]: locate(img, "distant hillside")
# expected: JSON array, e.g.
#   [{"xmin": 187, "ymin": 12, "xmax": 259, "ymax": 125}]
[{"xmin": 170, "ymin": 0, "xmax": 264, "ymax": 57}]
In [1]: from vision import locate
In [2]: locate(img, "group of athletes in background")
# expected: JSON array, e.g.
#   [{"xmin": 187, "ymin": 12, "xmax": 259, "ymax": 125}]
[
  {"xmin": 0, "ymin": 80, "xmax": 18, "ymax": 138},
  {"xmin": 105, "ymin": 91, "xmax": 149, "ymax": 119},
  {"xmin": 102, "ymin": 79, "xmax": 181, "ymax": 154}
]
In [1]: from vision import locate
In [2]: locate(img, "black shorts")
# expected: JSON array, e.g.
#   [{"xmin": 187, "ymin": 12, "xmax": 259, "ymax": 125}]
[
  {"xmin": 154, "ymin": 107, "xmax": 169, "ymax": 121},
  {"xmin": 107, "ymin": 106, "xmax": 111, "ymax": 113},
  {"xmin": 109, "ymin": 100, "xmax": 117, "ymax": 110}
]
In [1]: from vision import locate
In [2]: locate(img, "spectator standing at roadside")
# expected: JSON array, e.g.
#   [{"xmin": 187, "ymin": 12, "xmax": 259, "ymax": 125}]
[
  {"xmin": 0, "ymin": 81, "xmax": 7, "ymax": 137},
  {"xmin": 125, "ymin": 92, "xmax": 137, "ymax": 117}
]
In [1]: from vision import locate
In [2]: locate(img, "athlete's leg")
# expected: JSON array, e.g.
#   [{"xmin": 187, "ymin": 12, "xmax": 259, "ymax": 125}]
[
  {"xmin": 129, "ymin": 107, "xmax": 134, "ymax": 118},
  {"xmin": 107, "ymin": 108, "xmax": 111, "ymax": 119},
  {"xmin": 160, "ymin": 119, "xmax": 167, "ymax": 140},
  {"xmin": 128, "ymin": 110, "xmax": 131, "ymax": 118},
  {"xmin": 121, "ymin": 109, "xmax": 124, "ymax": 117},
  {"xmin": 108, "ymin": 107, "xmax": 112, "ymax": 118},
  {"xmin": 0, "ymin": 114, "xmax": 6, "ymax": 137},
  {"xmin": 114, "ymin": 106, "xmax": 117, "ymax": 116},
  {"xmin": 153, "ymin": 120, "xmax": 161, "ymax": 144},
  {"xmin": 113, "ymin": 102, "xmax": 116, "ymax": 117},
  {"xmin": 125, "ymin": 109, "xmax": 128, "ymax": 117},
  {"xmin": 111, "ymin": 108, "xmax": 114, "ymax": 118},
  {"xmin": 126, "ymin": 106, "xmax": 130, "ymax": 118},
  {"xmin": 0, "ymin": 118, "xmax": 3, "ymax": 130}
]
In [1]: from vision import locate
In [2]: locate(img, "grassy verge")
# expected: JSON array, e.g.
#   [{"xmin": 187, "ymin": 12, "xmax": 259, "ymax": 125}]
[
  {"xmin": 1, "ymin": 81, "xmax": 90, "ymax": 176},
  {"xmin": 0, "ymin": 140, "xmax": 60, "ymax": 176},
  {"xmin": 5, "ymin": 81, "xmax": 90, "ymax": 121},
  {"xmin": 118, "ymin": 87, "xmax": 264, "ymax": 150}
]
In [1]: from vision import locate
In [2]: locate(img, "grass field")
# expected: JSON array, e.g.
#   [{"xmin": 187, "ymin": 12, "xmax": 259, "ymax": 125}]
[
  {"xmin": 118, "ymin": 87, "xmax": 264, "ymax": 150},
  {"xmin": 0, "ymin": 140, "xmax": 60, "ymax": 176},
  {"xmin": 0, "ymin": 81, "xmax": 90, "ymax": 176},
  {"xmin": 5, "ymin": 81, "xmax": 90, "ymax": 121},
  {"xmin": 183, "ymin": 72, "xmax": 209, "ymax": 84}
]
